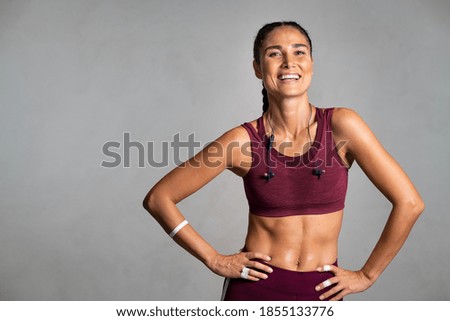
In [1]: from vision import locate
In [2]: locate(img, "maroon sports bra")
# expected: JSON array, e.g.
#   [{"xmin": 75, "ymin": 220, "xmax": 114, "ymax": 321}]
[{"xmin": 241, "ymin": 108, "xmax": 348, "ymax": 217}]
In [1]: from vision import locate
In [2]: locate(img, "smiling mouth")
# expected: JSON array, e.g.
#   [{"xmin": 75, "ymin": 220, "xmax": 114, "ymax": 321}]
[{"xmin": 278, "ymin": 74, "xmax": 301, "ymax": 80}]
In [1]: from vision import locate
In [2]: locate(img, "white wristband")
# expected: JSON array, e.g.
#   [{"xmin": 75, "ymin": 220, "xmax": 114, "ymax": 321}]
[{"xmin": 169, "ymin": 220, "xmax": 188, "ymax": 238}]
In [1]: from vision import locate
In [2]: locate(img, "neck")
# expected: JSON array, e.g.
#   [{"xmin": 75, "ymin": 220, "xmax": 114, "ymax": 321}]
[{"xmin": 266, "ymin": 95, "xmax": 313, "ymax": 139}]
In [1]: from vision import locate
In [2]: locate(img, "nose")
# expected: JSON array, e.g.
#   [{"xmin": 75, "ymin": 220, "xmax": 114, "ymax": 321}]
[{"xmin": 282, "ymin": 54, "xmax": 295, "ymax": 69}]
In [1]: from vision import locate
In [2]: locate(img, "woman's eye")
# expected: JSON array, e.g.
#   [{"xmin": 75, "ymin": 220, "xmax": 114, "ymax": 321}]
[
  {"xmin": 268, "ymin": 52, "xmax": 281, "ymax": 57},
  {"xmin": 295, "ymin": 50, "xmax": 306, "ymax": 55}
]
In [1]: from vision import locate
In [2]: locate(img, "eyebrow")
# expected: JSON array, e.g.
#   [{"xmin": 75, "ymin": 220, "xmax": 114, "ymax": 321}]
[{"xmin": 264, "ymin": 43, "xmax": 309, "ymax": 52}]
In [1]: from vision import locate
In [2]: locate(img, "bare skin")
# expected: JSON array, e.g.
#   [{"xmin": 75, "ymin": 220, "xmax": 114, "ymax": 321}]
[
  {"xmin": 143, "ymin": 26, "xmax": 424, "ymax": 300},
  {"xmin": 245, "ymin": 211, "xmax": 343, "ymax": 272}
]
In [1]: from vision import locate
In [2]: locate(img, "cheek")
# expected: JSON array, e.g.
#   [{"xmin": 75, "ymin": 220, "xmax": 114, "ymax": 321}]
[
  {"xmin": 260, "ymin": 66, "xmax": 278, "ymax": 83},
  {"xmin": 301, "ymin": 61, "xmax": 313, "ymax": 73},
  {"xmin": 261, "ymin": 62, "xmax": 277, "ymax": 74}
]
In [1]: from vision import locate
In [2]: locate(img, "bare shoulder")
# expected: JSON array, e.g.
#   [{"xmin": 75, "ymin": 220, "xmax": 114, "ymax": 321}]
[
  {"xmin": 330, "ymin": 107, "xmax": 376, "ymax": 167},
  {"xmin": 331, "ymin": 107, "xmax": 376, "ymax": 142},
  {"xmin": 208, "ymin": 119, "xmax": 256, "ymax": 175},
  {"xmin": 215, "ymin": 119, "xmax": 256, "ymax": 146},
  {"xmin": 331, "ymin": 107, "xmax": 366, "ymax": 134}
]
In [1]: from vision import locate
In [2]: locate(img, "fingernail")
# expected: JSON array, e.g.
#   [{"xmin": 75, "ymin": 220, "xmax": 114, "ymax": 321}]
[
  {"xmin": 263, "ymin": 274, "xmax": 268, "ymax": 279},
  {"xmin": 268, "ymin": 268, "xmax": 273, "ymax": 273},
  {"xmin": 315, "ymin": 286, "xmax": 320, "ymax": 291},
  {"xmin": 323, "ymin": 265, "xmax": 331, "ymax": 272},
  {"xmin": 267, "ymin": 256, "xmax": 271, "ymax": 261},
  {"xmin": 319, "ymin": 295, "xmax": 324, "ymax": 300}
]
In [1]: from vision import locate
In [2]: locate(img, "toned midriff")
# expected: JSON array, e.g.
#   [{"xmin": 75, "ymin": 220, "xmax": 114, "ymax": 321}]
[{"xmin": 244, "ymin": 210, "xmax": 343, "ymax": 271}]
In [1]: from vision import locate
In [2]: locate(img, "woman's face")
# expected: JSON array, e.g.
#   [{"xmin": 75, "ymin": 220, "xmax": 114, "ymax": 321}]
[{"xmin": 254, "ymin": 26, "xmax": 314, "ymax": 101}]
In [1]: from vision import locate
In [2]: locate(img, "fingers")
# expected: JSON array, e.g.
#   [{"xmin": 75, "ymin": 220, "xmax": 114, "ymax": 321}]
[
  {"xmin": 315, "ymin": 265, "xmax": 341, "ymax": 300},
  {"xmin": 315, "ymin": 276, "xmax": 339, "ymax": 292},
  {"xmin": 315, "ymin": 277, "xmax": 342, "ymax": 300},
  {"xmin": 242, "ymin": 267, "xmax": 270, "ymax": 281},
  {"xmin": 316, "ymin": 264, "xmax": 338, "ymax": 273},
  {"xmin": 328, "ymin": 289, "xmax": 348, "ymax": 301},
  {"xmin": 244, "ymin": 251, "xmax": 272, "ymax": 262},
  {"xmin": 314, "ymin": 268, "xmax": 370, "ymax": 301},
  {"xmin": 239, "ymin": 251, "xmax": 273, "ymax": 281},
  {"xmin": 247, "ymin": 259, "xmax": 273, "ymax": 274},
  {"xmin": 321, "ymin": 286, "xmax": 346, "ymax": 301}
]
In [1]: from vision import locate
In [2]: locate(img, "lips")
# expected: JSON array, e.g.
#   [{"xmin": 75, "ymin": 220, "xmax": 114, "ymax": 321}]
[{"xmin": 278, "ymin": 73, "xmax": 301, "ymax": 80}]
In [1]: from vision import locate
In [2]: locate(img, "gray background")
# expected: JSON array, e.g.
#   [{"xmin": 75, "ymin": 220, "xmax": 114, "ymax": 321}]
[{"xmin": 1, "ymin": 0, "xmax": 449, "ymax": 300}]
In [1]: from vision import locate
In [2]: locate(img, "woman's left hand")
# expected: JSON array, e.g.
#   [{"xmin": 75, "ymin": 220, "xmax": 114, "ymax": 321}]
[{"xmin": 315, "ymin": 265, "xmax": 373, "ymax": 301}]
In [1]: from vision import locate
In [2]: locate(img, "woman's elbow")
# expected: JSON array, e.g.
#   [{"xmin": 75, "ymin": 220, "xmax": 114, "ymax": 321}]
[
  {"xmin": 142, "ymin": 191, "xmax": 151, "ymax": 212},
  {"xmin": 414, "ymin": 197, "xmax": 425, "ymax": 217},
  {"xmin": 142, "ymin": 188, "xmax": 160, "ymax": 216},
  {"xmin": 405, "ymin": 195, "xmax": 425, "ymax": 219}
]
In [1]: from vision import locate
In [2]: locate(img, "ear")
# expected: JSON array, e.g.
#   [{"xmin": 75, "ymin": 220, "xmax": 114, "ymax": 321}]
[{"xmin": 253, "ymin": 60, "xmax": 262, "ymax": 79}]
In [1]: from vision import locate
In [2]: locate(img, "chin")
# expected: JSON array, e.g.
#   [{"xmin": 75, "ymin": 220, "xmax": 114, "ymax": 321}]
[{"xmin": 280, "ymin": 89, "xmax": 308, "ymax": 98}]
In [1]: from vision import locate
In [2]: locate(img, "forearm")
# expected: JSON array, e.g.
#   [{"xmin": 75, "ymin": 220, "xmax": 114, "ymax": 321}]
[
  {"xmin": 143, "ymin": 193, "xmax": 218, "ymax": 268},
  {"xmin": 361, "ymin": 202, "xmax": 423, "ymax": 283},
  {"xmin": 171, "ymin": 223, "xmax": 219, "ymax": 267}
]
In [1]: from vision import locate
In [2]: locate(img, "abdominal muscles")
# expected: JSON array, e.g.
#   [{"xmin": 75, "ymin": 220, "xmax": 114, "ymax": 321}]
[{"xmin": 244, "ymin": 211, "xmax": 343, "ymax": 271}]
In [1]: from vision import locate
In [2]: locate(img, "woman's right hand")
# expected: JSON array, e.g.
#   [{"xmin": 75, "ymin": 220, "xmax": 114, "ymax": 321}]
[{"xmin": 206, "ymin": 251, "xmax": 273, "ymax": 281}]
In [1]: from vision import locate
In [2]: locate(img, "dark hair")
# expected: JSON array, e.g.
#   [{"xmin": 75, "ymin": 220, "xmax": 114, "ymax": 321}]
[{"xmin": 253, "ymin": 21, "xmax": 313, "ymax": 113}]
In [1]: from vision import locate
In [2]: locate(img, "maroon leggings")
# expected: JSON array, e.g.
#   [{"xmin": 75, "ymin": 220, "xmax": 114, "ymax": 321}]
[{"xmin": 222, "ymin": 260, "xmax": 338, "ymax": 301}]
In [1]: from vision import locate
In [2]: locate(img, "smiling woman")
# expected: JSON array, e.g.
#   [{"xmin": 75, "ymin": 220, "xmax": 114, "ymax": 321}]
[
  {"xmin": 143, "ymin": 21, "xmax": 424, "ymax": 301},
  {"xmin": 253, "ymin": 22, "xmax": 313, "ymax": 114}
]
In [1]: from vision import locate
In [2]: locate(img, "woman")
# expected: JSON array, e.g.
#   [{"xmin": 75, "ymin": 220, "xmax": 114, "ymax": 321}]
[{"xmin": 143, "ymin": 21, "xmax": 424, "ymax": 301}]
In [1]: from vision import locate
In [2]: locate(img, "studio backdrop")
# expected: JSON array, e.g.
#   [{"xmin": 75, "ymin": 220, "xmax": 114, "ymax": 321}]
[{"xmin": 1, "ymin": 0, "xmax": 449, "ymax": 300}]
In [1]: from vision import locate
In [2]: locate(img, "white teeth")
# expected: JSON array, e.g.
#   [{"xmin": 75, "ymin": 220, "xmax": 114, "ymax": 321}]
[{"xmin": 279, "ymin": 74, "xmax": 300, "ymax": 80}]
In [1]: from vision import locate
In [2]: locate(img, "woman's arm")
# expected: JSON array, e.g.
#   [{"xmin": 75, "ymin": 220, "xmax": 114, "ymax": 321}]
[
  {"xmin": 316, "ymin": 108, "xmax": 425, "ymax": 300},
  {"xmin": 143, "ymin": 126, "xmax": 272, "ymax": 280}
]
